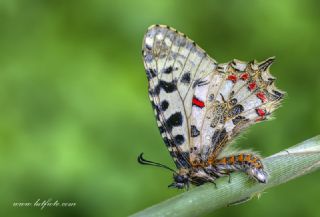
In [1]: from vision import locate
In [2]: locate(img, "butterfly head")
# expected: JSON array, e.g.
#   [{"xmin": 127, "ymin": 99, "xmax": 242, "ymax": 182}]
[{"xmin": 168, "ymin": 169, "xmax": 190, "ymax": 189}]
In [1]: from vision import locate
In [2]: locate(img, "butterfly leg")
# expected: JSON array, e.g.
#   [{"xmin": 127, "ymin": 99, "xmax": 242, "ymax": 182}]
[
  {"xmin": 228, "ymin": 173, "xmax": 231, "ymax": 183},
  {"xmin": 208, "ymin": 180, "xmax": 217, "ymax": 188},
  {"xmin": 186, "ymin": 181, "xmax": 190, "ymax": 191}
]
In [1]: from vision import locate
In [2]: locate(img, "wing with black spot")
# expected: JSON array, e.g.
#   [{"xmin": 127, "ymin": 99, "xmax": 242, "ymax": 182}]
[
  {"xmin": 142, "ymin": 25, "xmax": 218, "ymax": 168},
  {"xmin": 190, "ymin": 58, "xmax": 285, "ymax": 162},
  {"xmin": 142, "ymin": 25, "xmax": 285, "ymax": 168}
]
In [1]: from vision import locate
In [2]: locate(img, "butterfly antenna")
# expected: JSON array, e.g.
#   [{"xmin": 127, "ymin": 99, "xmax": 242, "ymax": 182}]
[{"xmin": 138, "ymin": 153, "xmax": 177, "ymax": 174}]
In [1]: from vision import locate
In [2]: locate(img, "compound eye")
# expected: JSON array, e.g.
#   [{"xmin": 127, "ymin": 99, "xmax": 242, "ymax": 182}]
[{"xmin": 174, "ymin": 175, "xmax": 183, "ymax": 183}]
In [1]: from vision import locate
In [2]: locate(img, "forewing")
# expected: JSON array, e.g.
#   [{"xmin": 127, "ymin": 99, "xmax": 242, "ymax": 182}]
[{"xmin": 142, "ymin": 25, "xmax": 218, "ymax": 168}]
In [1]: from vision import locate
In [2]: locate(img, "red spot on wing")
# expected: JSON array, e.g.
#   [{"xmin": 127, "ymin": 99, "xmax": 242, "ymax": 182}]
[
  {"xmin": 192, "ymin": 97, "xmax": 205, "ymax": 108},
  {"xmin": 227, "ymin": 74, "xmax": 237, "ymax": 83},
  {"xmin": 255, "ymin": 108, "xmax": 267, "ymax": 122},
  {"xmin": 248, "ymin": 82, "xmax": 256, "ymax": 91},
  {"xmin": 240, "ymin": 73, "xmax": 249, "ymax": 80},
  {"xmin": 256, "ymin": 108, "xmax": 266, "ymax": 116},
  {"xmin": 256, "ymin": 92, "xmax": 267, "ymax": 102}
]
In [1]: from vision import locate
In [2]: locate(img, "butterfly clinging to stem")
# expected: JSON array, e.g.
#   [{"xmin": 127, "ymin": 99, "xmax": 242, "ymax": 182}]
[{"xmin": 139, "ymin": 24, "xmax": 285, "ymax": 189}]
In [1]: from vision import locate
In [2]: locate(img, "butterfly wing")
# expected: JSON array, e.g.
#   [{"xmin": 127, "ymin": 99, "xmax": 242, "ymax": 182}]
[
  {"xmin": 190, "ymin": 58, "xmax": 285, "ymax": 162},
  {"xmin": 142, "ymin": 25, "xmax": 218, "ymax": 169},
  {"xmin": 142, "ymin": 25, "xmax": 284, "ymax": 169}
]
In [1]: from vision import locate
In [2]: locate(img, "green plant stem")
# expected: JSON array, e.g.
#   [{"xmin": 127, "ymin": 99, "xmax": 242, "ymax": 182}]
[{"xmin": 131, "ymin": 135, "xmax": 320, "ymax": 217}]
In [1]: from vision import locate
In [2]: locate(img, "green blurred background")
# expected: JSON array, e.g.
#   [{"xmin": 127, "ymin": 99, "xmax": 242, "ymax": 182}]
[{"xmin": 0, "ymin": 0, "xmax": 319, "ymax": 217}]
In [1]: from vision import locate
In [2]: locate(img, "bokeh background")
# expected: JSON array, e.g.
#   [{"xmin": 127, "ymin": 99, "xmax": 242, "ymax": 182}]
[{"xmin": 0, "ymin": 0, "xmax": 319, "ymax": 217}]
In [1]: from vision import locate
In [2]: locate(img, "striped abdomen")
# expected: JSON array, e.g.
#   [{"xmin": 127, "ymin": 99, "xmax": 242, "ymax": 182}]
[
  {"xmin": 214, "ymin": 154, "xmax": 267, "ymax": 183},
  {"xmin": 215, "ymin": 154, "xmax": 262, "ymax": 170}
]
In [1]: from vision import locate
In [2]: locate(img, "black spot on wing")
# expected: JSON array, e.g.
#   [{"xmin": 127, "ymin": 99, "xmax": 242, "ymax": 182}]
[
  {"xmin": 193, "ymin": 78, "xmax": 209, "ymax": 88},
  {"xmin": 268, "ymin": 77, "xmax": 275, "ymax": 85},
  {"xmin": 229, "ymin": 98, "xmax": 237, "ymax": 106},
  {"xmin": 153, "ymin": 80, "xmax": 177, "ymax": 95},
  {"xmin": 180, "ymin": 72, "xmax": 191, "ymax": 84},
  {"xmin": 271, "ymin": 90, "xmax": 284, "ymax": 100},
  {"xmin": 228, "ymin": 104, "xmax": 244, "ymax": 118},
  {"xmin": 192, "ymin": 79, "xmax": 200, "ymax": 88},
  {"xmin": 258, "ymin": 58, "xmax": 275, "ymax": 71},
  {"xmin": 211, "ymin": 128, "xmax": 227, "ymax": 147},
  {"xmin": 217, "ymin": 65, "xmax": 224, "ymax": 70},
  {"xmin": 231, "ymin": 60, "xmax": 242, "ymax": 72},
  {"xmin": 174, "ymin": 135, "xmax": 185, "ymax": 145},
  {"xmin": 158, "ymin": 126, "xmax": 165, "ymax": 134},
  {"xmin": 191, "ymin": 125, "xmax": 200, "ymax": 137},
  {"xmin": 232, "ymin": 116, "xmax": 247, "ymax": 125},
  {"xmin": 163, "ymin": 137, "xmax": 174, "ymax": 148},
  {"xmin": 165, "ymin": 112, "xmax": 183, "ymax": 132},
  {"xmin": 163, "ymin": 66, "xmax": 173, "ymax": 74},
  {"xmin": 143, "ymin": 51, "xmax": 154, "ymax": 63},
  {"xmin": 145, "ymin": 44, "xmax": 152, "ymax": 51},
  {"xmin": 160, "ymin": 80, "xmax": 177, "ymax": 93},
  {"xmin": 153, "ymin": 85, "xmax": 161, "ymax": 96},
  {"xmin": 146, "ymin": 69, "xmax": 157, "ymax": 80},
  {"xmin": 230, "ymin": 91, "xmax": 235, "ymax": 98},
  {"xmin": 160, "ymin": 100, "xmax": 169, "ymax": 111},
  {"xmin": 148, "ymin": 89, "xmax": 154, "ymax": 97},
  {"xmin": 208, "ymin": 94, "xmax": 214, "ymax": 102}
]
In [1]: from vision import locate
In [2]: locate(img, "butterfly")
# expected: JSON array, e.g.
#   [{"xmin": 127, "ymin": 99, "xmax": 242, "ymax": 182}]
[{"xmin": 138, "ymin": 24, "xmax": 285, "ymax": 189}]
